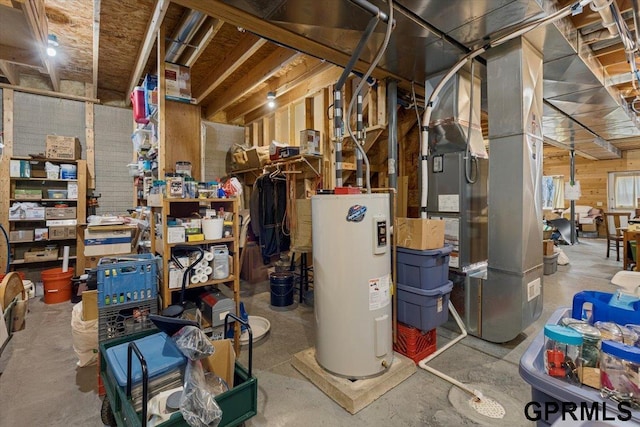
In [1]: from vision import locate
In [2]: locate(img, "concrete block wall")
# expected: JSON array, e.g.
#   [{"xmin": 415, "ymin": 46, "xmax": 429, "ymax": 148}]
[
  {"xmin": 13, "ymin": 92, "xmax": 86, "ymax": 158},
  {"xmin": 203, "ymin": 121, "xmax": 244, "ymax": 181},
  {"xmin": 94, "ymin": 105, "xmax": 134, "ymax": 215}
]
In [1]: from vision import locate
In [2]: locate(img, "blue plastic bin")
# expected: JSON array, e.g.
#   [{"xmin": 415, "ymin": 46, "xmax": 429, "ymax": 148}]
[
  {"xmin": 104, "ymin": 331, "xmax": 186, "ymax": 387},
  {"xmin": 519, "ymin": 308, "xmax": 640, "ymax": 426},
  {"xmin": 572, "ymin": 290, "xmax": 640, "ymax": 325},
  {"xmin": 397, "ymin": 281, "xmax": 453, "ymax": 331},
  {"xmin": 97, "ymin": 254, "xmax": 158, "ymax": 308},
  {"xmin": 396, "ymin": 244, "xmax": 453, "ymax": 291}
]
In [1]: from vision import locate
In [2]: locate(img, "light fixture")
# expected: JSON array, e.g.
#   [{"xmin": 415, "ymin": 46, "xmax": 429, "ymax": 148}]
[
  {"xmin": 267, "ymin": 91, "xmax": 276, "ymax": 108},
  {"xmin": 46, "ymin": 34, "xmax": 58, "ymax": 57}
]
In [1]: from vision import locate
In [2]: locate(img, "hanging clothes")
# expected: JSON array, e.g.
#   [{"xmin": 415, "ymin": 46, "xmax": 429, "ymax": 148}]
[{"xmin": 250, "ymin": 172, "xmax": 290, "ymax": 263}]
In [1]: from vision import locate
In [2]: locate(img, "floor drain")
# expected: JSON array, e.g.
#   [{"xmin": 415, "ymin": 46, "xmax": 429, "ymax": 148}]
[{"xmin": 469, "ymin": 396, "xmax": 506, "ymax": 419}]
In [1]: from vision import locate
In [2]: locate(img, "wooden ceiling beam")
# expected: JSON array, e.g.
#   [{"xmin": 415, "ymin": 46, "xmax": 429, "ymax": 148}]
[
  {"xmin": 204, "ymin": 48, "xmax": 301, "ymax": 119},
  {"xmin": 92, "ymin": 0, "xmax": 101, "ymax": 99},
  {"xmin": 193, "ymin": 32, "xmax": 266, "ymax": 103},
  {"xmin": 244, "ymin": 66, "xmax": 343, "ymax": 124},
  {"xmin": 0, "ymin": 60, "xmax": 19, "ymax": 85},
  {"xmin": 16, "ymin": 0, "xmax": 59, "ymax": 91},
  {"xmin": 570, "ymin": 0, "xmax": 633, "ymax": 29},
  {"xmin": 171, "ymin": 0, "xmax": 407, "ymax": 87},
  {"xmin": 126, "ymin": 0, "xmax": 170, "ymax": 105},
  {"xmin": 0, "ymin": 44, "xmax": 42, "ymax": 68},
  {"xmin": 226, "ymin": 59, "xmax": 331, "ymax": 122},
  {"xmin": 598, "ymin": 49, "xmax": 629, "ymax": 67},
  {"xmin": 592, "ymin": 43, "xmax": 625, "ymax": 58}
]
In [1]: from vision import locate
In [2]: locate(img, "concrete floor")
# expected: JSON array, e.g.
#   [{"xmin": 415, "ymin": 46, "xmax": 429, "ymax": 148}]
[{"xmin": 0, "ymin": 238, "xmax": 625, "ymax": 426}]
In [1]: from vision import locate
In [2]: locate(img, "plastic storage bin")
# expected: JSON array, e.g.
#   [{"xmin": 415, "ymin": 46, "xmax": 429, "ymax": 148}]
[
  {"xmin": 543, "ymin": 252, "xmax": 559, "ymax": 275},
  {"xmin": 543, "ymin": 325, "xmax": 582, "ymax": 384},
  {"xmin": 600, "ymin": 340, "xmax": 640, "ymax": 406},
  {"xmin": 396, "ymin": 244, "xmax": 452, "ymax": 290},
  {"xmin": 103, "ymin": 332, "xmax": 186, "ymax": 387},
  {"xmin": 572, "ymin": 291, "xmax": 640, "ymax": 325},
  {"xmin": 520, "ymin": 308, "xmax": 640, "ymax": 426},
  {"xmin": 96, "ymin": 254, "xmax": 158, "ymax": 307},
  {"xmin": 397, "ymin": 281, "xmax": 453, "ymax": 331}
]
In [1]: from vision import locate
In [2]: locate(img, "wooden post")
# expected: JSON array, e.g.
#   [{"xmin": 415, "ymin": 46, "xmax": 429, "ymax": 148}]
[
  {"xmin": 0, "ymin": 89, "xmax": 14, "ymax": 271},
  {"xmin": 85, "ymin": 101, "xmax": 96, "ymax": 189},
  {"xmin": 158, "ymin": 25, "xmax": 167, "ymax": 179}
]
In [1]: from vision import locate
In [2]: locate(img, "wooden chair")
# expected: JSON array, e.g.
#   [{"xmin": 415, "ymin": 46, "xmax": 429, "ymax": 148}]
[{"xmin": 603, "ymin": 212, "xmax": 631, "ymax": 261}]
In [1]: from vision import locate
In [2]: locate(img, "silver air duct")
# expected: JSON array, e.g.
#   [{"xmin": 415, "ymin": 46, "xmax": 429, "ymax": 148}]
[{"xmin": 426, "ymin": 70, "xmax": 483, "ymax": 155}]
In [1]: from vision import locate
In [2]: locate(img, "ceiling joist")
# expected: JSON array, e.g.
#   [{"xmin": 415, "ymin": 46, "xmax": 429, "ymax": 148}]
[
  {"xmin": 194, "ymin": 32, "xmax": 267, "ymax": 103},
  {"xmin": 204, "ymin": 48, "xmax": 302, "ymax": 119},
  {"xmin": 183, "ymin": 18, "xmax": 224, "ymax": 67},
  {"xmin": 0, "ymin": 44, "xmax": 42, "ymax": 69},
  {"xmin": 92, "ymin": 0, "xmax": 101, "ymax": 99},
  {"xmin": 0, "ymin": 60, "xmax": 19, "ymax": 85}
]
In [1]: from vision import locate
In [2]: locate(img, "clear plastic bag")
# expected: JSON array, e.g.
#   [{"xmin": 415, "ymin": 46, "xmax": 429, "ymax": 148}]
[
  {"xmin": 173, "ymin": 325, "xmax": 215, "ymax": 360},
  {"xmin": 180, "ymin": 360, "xmax": 223, "ymax": 427}
]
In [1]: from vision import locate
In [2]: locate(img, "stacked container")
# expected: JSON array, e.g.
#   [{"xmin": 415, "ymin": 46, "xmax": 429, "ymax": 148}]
[
  {"xmin": 600, "ymin": 340, "xmax": 640, "ymax": 405},
  {"xmin": 396, "ymin": 244, "xmax": 453, "ymax": 331},
  {"xmin": 543, "ymin": 325, "xmax": 583, "ymax": 384}
]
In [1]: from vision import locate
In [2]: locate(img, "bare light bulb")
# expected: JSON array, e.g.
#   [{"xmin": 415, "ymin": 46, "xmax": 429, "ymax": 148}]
[
  {"xmin": 268, "ymin": 100, "xmax": 275, "ymax": 108},
  {"xmin": 46, "ymin": 46, "xmax": 57, "ymax": 57}
]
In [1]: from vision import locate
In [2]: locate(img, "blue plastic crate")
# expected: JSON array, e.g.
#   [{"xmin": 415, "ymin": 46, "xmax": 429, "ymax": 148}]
[{"xmin": 97, "ymin": 254, "xmax": 158, "ymax": 308}]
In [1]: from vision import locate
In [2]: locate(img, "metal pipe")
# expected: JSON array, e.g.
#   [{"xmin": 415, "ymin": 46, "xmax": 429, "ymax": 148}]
[
  {"xmin": 349, "ymin": 0, "xmax": 390, "ymax": 23},
  {"xmin": 165, "ymin": 10, "xmax": 207, "ymax": 63},
  {"xmin": 356, "ymin": 92, "xmax": 364, "ymax": 187},
  {"xmin": 632, "ymin": 0, "xmax": 640, "ymax": 47},
  {"xmin": 387, "ymin": 79, "xmax": 398, "ymax": 191},
  {"xmin": 334, "ymin": 88, "xmax": 344, "ymax": 188},
  {"xmin": 591, "ymin": 0, "xmax": 619, "ymax": 37},
  {"xmin": 335, "ymin": 17, "xmax": 380, "ymax": 91},
  {"xmin": 570, "ymin": 149, "xmax": 577, "ymax": 244}
]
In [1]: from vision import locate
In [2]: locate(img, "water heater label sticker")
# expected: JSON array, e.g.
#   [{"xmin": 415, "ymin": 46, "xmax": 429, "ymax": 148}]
[
  {"xmin": 346, "ymin": 205, "xmax": 367, "ymax": 222},
  {"xmin": 368, "ymin": 274, "xmax": 390, "ymax": 310}
]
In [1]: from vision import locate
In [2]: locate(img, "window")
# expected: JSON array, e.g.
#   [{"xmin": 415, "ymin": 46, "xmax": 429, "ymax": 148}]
[
  {"xmin": 542, "ymin": 175, "xmax": 564, "ymax": 209},
  {"xmin": 610, "ymin": 171, "xmax": 640, "ymax": 209}
]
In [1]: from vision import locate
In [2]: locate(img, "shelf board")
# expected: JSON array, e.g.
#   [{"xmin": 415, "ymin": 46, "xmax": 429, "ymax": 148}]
[
  {"xmin": 161, "ymin": 197, "xmax": 237, "ymax": 203},
  {"xmin": 168, "ymin": 237, "xmax": 235, "ymax": 247},
  {"xmin": 170, "ymin": 275, "xmax": 236, "ymax": 291},
  {"xmin": 11, "ymin": 177, "xmax": 77, "ymax": 182},
  {"xmin": 9, "ymin": 219, "xmax": 46, "ymax": 222},
  {"xmin": 10, "ymin": 198, "xmax": 78, "ymax": 203},
  {"xmin": 11, "ymin": 255, "xmax": 77, "ymax": 265},
  {"xmin": 10, "ymin": 238, "xmax": 77, "ymax": 244}
]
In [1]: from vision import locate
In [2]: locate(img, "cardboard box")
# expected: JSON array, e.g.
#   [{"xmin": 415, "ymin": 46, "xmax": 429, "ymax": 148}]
[
  {"xmin": 45, "ymin": 207, "xmax": 76, "ymax": 220},
  {"xmin": 49, "ymin": 225, "xmax": 76, "ymax": 240},
  {"xmin": 84, "ymin": 229, "xmax": 132, "ymax": 256},
  {"xmin": 202, "ymin": 339, "xmax": 235, "ymax": 388},
  {"xmin": 9, "ymin": 230, "xmax": 34, "ymax": 242},
  {"xmin": 164, "ymin": 62, "xmax": 191, "ymax": 101},
  {"xmin": 24, "ymin": 247, "xmax": 58, "ymax": 262},
  {"xmin": 167, "ymin": 226, "xmax": 186, "ymax": 244},
  {"xmin": 291, "ymin": 198, "xmax": 312, "ymax": 249},
  {"xmin": 82, "ymin": 290, "xmax": 98, "ymax": 321},
  {"xmin": 46, "ymin": 135, "xmax": 81, "ymax": 160},
  {"xmin": 396, "ymin": 218, "xmax": 445, "ymax": 250},
  {"xmin": 300, "ymin": 129, "xmax": 321, "ymax": 155},
  {"xmin": 543, "ymin": 239, "xmax": 555, "ymax": 256},
  {"xmin": 35, "ymin": 228, "xmax": 49, "ymax": 241},
  {"xmin": 10, "ymin": 160, "xmax": 30, "ymax": 177},
  {"xmin": 67, "ymin": 182, "xmax": 78, "ymax": 199},
  {"xmin": 25, "ymin": 207, "xmax": 45, "ymax": 220},
  {"xmin": 14, "ymin": 189, "xmax": 42, "ymax": 200},
  {"xmin": 46, "ymin": 219, "xmax": 77, "ymax": 226}
]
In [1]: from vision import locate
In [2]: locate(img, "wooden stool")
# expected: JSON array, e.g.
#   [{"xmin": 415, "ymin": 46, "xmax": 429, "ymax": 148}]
[{"xmin": 289, "ymin": 246, "xmax": 313, "ymax": 303}]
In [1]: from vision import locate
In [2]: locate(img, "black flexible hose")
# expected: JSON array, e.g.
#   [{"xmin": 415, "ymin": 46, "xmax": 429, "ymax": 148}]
[{"xmin": 0, "ymin": 223, "xmax": 9, "ymax": 274}]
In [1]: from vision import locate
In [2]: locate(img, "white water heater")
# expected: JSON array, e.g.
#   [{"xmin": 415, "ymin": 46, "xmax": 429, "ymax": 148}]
[{"xmin": 312, "ymin": 193, "xmax": 393, "ymax": 379}]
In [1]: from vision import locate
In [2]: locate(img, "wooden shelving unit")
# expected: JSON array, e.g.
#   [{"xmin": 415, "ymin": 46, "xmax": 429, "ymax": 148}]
[
  {"xmin": 150, "ymin": 197, "xmax": 240, "ymax": 330},
  {"xmin": 4, "ymin": 158, "xmax": 87, "ymax": 275}
]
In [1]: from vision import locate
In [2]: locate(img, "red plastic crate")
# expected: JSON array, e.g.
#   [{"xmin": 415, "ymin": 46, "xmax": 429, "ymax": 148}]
[{"xmin": 393, "ymin": 322, "xmax": 436, "ymax": 364}]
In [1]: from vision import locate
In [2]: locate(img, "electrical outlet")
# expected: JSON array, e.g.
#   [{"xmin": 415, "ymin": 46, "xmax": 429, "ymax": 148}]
[{"xmin": 597, "ymin": 201, "xmax": 603, "ymax": 206}]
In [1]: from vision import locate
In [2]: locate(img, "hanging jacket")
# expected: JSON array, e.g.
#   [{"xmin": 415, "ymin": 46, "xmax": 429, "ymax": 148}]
[{"xmin": 250, "ymin": 173, "xmax": 290, "ymax": 263}]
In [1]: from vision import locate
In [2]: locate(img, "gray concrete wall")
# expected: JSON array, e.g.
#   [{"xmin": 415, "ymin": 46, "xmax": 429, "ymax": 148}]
[{"xmin": 203, "ymin": 121, "xmax": 244, "ymax": 181}]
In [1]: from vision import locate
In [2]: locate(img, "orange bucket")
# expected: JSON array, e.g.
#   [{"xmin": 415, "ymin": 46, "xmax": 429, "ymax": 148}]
[{"xmin": 41, "ymin": 268, "xmax": 74, "ymax": 304}]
